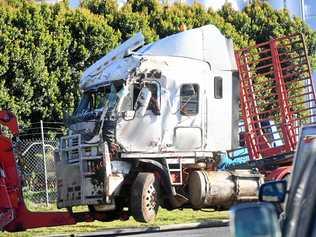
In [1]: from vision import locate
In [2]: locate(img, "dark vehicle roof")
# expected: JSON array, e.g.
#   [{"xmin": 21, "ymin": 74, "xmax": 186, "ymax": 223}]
[{"xmin": 283, "ymin": 125, "xmax": 316, "ymax": 237}]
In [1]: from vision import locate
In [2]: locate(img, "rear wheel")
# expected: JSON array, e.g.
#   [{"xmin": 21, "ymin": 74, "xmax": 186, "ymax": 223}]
[{"xmin": 130, "ymin": 172, "xmax": 159, "ymax": 222}]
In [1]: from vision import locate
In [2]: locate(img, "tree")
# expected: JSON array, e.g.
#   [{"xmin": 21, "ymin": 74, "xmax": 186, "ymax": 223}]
[
  {"xmin": 0, "ymin": 1, "xmax": 120, "ymax": 124},
  {"xmin": 0, "ymin": 0, "xmax": 315, "ymax": 125},
  {"xmin": 218, "ymin": 1, "xmax": 316, "ymax": 55},
  {"xmin": 111, "ymin": 3, "xmax": 158, "ymax": 43}
]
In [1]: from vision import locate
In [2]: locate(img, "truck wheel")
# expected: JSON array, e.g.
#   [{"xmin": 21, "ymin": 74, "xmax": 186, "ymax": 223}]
[{"xmin": 130, "ymin": 172, "xmax": 159, "ymax": 222}]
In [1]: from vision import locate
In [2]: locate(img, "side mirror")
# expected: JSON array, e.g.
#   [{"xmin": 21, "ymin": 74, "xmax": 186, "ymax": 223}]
[
  {"xmin": 230, "ymin": 202, "xmax": 281, "ymax": 237},
  {"xmin": 259, "ymin": 180, "xmax": 287, "ymax": 203},
  {"xmin": 134, "ymin": 87, "xmax": 152, "ymax": 117}
]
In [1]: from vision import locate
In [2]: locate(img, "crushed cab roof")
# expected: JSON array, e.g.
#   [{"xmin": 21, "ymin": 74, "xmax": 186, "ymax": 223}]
[{"xmin": 80, "ymin": 24, "xmax": 236, "ymax": 90}]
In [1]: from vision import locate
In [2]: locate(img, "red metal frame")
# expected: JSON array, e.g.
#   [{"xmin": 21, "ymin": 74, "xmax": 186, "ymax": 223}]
[
  {"xmin": 265, "ymin": 166, "xmax": 292, "ymax": 181},
  {"xmin": 0, "ymin": 111, "xmax": 19, "ymax": 230},
  {"xmin": 236, "ymin": 33, "xmax": 316, "ymax": 161}
]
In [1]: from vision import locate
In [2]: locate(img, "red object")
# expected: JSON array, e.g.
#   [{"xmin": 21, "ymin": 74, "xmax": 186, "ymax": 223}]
[
  {"xmin": 0, "ymin": 111, "xmax": 20, "ymax": 230},
  {"xmin": 170, "ymin": 172, "xmax": 181, "ymax": 184},
  {"xmin": 0, "ymin": 111, "xmax": 19, "ymax": 135},
  {"xmin": 265, "ymin": 166, "xmax": 292, "ymax": 181},
  {"xmin": 0, "ymin": 110, "xmax": 123, "ymax": 232},
  {"xmin": 236, "ymin": 34, "xmax": 316, "ymax": 161}
]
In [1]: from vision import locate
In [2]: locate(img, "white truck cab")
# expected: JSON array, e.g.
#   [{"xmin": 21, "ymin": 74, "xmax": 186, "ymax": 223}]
[{"xmin": 55, "ymin": 25, "xmax": 262, "ymax": 222}]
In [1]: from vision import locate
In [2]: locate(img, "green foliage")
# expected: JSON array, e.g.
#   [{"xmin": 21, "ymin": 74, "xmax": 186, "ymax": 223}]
[
  {"xmin": 112, "ymin": 3, "xmax": 158, "ymax": 42},
  {"xmin": 0, "ymin": 1, "xmax": 120, "ymax": 123},
  {"xmin": 80, "ymin": 0, "xmax": 118, "ymax": 23},
  {"xmin": 218, "ymin": 1, "xmax": 316, "ymax": 52},
  {"xmin": 1, "ymin": 0, "xmax": 315, "ymax": 124},
  {"xmin": 218, "ymin": 2, "xmax": 316, "ymax": 119}
]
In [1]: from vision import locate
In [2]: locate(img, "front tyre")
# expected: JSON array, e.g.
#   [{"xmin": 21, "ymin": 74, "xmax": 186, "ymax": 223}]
[{"xmin": 130, "ymin": 172, "xmax": 159, "ymax": 222}]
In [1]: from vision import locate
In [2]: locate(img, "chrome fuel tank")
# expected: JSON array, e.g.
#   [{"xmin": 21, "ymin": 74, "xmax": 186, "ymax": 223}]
[{"xmin": 188, "ymin": 170, "xmax": 263, "ymax": 209}]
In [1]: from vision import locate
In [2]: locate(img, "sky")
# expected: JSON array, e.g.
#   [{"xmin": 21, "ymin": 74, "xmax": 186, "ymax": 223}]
[
  {"xmin": 69, "ymin": 0, "xmax": 80, "ymax": 8},
  {"xmin": 305, "ymin": 0, "xmax": 316, "ymax": 29},
  {"xmin": 269, "ymin": 0, "xmax": 316, "ymax": 29}
]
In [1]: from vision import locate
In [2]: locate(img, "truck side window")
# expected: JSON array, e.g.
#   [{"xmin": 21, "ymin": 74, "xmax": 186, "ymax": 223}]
[
  {"xmin": 180, "ymin": 84, "xmax": 199, "ymax": 116},
  {"xmin": 214, "ymin": 77, "xmax": 223, "ymax": 99},
  {"xmin": 118, "ymin": 85, "xmax": 133, "ymax": 112},
  {"xmin": 95, "ymin": 87, "xmax": 107, "ymax": 110},
  {"xmin": 146, "ymin": 82, "xmax": 160, "ymax": 115},
  {"xmin": 133, "ymin": 82, "xmax": 160, "ymax": 115},
  {"xmin": 133, "ymin": 84, "xmax": 141, "ymax": 108}
]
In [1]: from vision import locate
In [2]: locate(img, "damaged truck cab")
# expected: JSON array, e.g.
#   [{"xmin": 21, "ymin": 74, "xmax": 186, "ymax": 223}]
[{"xmin": 55, "ymin": 25, "xmax": 263, "ymax": 222}]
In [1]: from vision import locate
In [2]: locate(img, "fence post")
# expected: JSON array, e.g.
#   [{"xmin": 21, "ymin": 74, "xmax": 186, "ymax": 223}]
[{"xmin": 41, "ymin": 120, "xmax": 49, "ymax": 206}]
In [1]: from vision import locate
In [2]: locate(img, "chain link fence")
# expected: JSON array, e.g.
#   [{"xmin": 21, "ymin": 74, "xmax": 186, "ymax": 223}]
[
  {"xmin": 19, "ymin": 138, "xmax": 57, "ymax": 204},
  {"xmin": 15, "ymin": 121, "xmax": 65, "ymax": 205}
]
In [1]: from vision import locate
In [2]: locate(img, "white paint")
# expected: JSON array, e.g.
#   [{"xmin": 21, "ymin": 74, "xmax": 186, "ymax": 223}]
[
  {"xmin": 139, "ymin": 25, "xmax": 237, "ymax": 71},
  {"xmin": 116, "ymin": 55, "xmax": 236, "ymax": 152},
  {"xmin": 79, "ymin": 24, "xmax": 238, "ymax": 153}
]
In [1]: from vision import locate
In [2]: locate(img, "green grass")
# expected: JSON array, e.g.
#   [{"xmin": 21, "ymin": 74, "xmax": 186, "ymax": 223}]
[{"xmin": 1, "ymin": 204, "xmax": 229, "ymax": 237}]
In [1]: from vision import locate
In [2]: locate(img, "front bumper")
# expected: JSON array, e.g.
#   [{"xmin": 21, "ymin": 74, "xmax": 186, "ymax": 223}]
[{"xmin": 55, "ymin": 134, "xmax": 104, "ymax": 208}]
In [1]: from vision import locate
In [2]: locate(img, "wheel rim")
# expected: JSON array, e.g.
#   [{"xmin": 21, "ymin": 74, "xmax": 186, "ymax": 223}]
[{"xmin": 144, "ymin": 183, "xmax": 157, "ymax": 213}]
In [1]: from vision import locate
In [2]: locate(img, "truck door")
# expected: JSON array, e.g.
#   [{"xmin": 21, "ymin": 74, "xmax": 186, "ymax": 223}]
[
  {"xmin": 174, "ymin": 83, "xmax": 203, "ymax": 150},
  {"xmin": 116, "ymin": 80, "xmax": 162, "ymax": 152}
]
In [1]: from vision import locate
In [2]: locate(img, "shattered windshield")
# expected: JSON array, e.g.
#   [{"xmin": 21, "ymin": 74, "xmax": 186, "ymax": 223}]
[
  {"xmin": 75, "ymin": 86, "xmax": 109, "ymax": 115},
  {"xmin": 73, "ymin": 79, "xmax": 159, "ymax": 120},
  {"xmin": 74, "ymin": 80, "xmax": 130, "ymax": 117}
]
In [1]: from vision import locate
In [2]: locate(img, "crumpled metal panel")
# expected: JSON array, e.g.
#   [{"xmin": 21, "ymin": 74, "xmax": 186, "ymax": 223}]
[
  {"xmin": 80, "ymin": 25, "xmax": 236, "ymax": 91},
  {"xmin": 115, "ymin": 55, "xmax": 237, "ymax": 152},
  {"xmin": 116, "ymin": 56, "xmax": 207, "ymax": 152},
  {"xmin": 79, "ymin": 24, "xmax": 239, "ymax": 153},
  {"xmin": 80, "ymin": 33, "xmax": 144, "ymax": 90}
]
